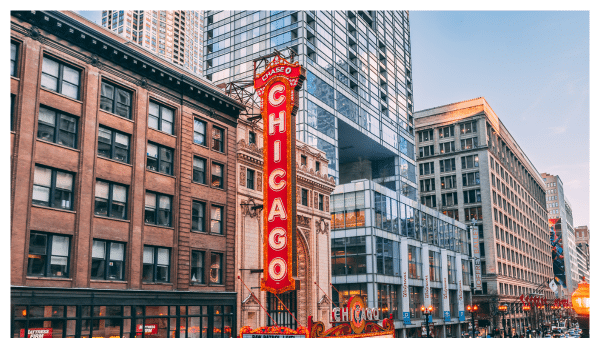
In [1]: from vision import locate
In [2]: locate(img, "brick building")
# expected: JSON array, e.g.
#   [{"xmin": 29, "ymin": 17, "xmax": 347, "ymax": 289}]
[
  {"xmin": 235, "ymin": 112, "xmax": 336, "ymax": 330},
  {"xmin": 11, "ymin": 11, "xmax": 245, "ymax": 338}
]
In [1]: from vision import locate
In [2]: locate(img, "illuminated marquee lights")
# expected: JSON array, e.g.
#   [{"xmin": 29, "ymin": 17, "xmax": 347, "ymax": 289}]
[{"xmin": 255, "ymin": 55, "xmax": 305, "ymax": 294}]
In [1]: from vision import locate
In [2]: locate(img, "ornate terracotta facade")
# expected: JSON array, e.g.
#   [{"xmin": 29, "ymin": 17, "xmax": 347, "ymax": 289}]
[{"xmin": 235, "ymin": 114, "xmax": 336, "ymax": 330}]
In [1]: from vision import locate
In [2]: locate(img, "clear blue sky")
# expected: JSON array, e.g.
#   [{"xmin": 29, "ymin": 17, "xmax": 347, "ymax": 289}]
[
  {"xmin": 410, "ymin": 11, "xmax": 589, "ymax": 227},
  {"xmin": 76, "ymin": 10, "xmax": 590, "ymax": 227}
]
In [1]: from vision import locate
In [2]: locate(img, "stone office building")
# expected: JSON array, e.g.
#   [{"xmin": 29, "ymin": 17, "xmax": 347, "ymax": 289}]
[
  {"xmin": 11, "ymin": 11, "xmax": 245, "ymax": 338},
  {"xmin": 235, "ymin": 112, "xmax": 336, "ymax": 330},
  {"xmin": 414, "ymin": 97, "xmax": 553, "ymax": 335}
]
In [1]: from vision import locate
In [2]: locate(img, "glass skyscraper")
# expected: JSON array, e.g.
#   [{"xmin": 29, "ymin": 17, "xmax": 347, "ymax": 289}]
[{"xmin": 204, "ymin": 11, "xmax": 417, "ymax": 199}]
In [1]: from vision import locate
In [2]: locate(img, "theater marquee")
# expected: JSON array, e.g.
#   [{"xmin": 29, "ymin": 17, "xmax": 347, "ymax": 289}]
[{"xmin": 255, "ymin": 55, "xmax": 305, "ymax": 294}]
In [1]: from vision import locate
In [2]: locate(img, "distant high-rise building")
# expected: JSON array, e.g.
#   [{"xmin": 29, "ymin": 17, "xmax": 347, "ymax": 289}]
[
  {"xmin": 575, "ymin": 225, "xmax": 589, "ymax": 281},
  {"xmin": 101, "ymin": 10, "xmax": 204, "ymax": 75},
  {"xmin": 540, "ymin": 172, "xmax": 578, "ymax": 294}
]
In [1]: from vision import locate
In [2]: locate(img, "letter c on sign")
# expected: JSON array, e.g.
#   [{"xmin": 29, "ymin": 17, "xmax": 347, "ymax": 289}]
[
  {"xmin": 268, "ymin": 227, "xmax": 287, "ymax": 250},
  {"xmin": 268, "ymin": 84, "xmax": 286, "ymax": 107},
  {"xmin": 268, "ymin": 258, "xmax": 287, "ymax": 281},
  {"xmin": 269, "ymin": 169, "xmax": 286, "ymax": 192}
]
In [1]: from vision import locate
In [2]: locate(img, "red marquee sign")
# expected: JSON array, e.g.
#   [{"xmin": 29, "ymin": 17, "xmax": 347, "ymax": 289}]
[{"xmin": 255, "ymin": 55, "xmax": 305, "ymax": 294}]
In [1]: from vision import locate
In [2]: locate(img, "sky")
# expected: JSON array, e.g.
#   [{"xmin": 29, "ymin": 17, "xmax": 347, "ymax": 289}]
[
  {"xmin": 75, "ymin": 10, "xmax": 590, "ymax": 227},
  {"xmin": 410, "ymin": 11, "xmax": 590, "ymax": 228}
]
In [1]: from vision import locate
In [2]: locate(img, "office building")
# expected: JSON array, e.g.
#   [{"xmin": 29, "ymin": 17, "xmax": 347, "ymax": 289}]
[
  {"xmin": 414, "ymin": 97, "xmax": 554, "ymax": 335},
  {"xmin": 11, "ymin": 10, "xmax": 244, "ymax": 338},
  {"xmin": 235, "ymin": 112, "xmax": 336, "ymax": 329},
  {"xmin": 540, "ymin": 172, "xmax": 577, "ymax": 294},
  {"xmin": 575, "ymin": 225, "xmax": 589, "ymax": 282},
  {"xmin": 101, "ymin": 10, "xmax": 205, "ymax": 75}
]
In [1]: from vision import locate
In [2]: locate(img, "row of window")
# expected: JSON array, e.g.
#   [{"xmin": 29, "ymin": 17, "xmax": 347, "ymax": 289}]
[
  {"xmin": 418, "ymin": 137, "xmax": 479, "ymax": 157},
  {"xmin": 32, "ymin": 165, "xmax": 225, "ymax": 233},
  {"xmin": 417, "ymin": 121, "xmax": 477, "ymax": 143},
  {"xmin": 27, "ymin": 231, "xmax": 224, "ymax": 284},
  {"xmin": 419, "ymin": 155, "xmax": 479, "ymax": 176},
  {"xmin": 419, "ymin": 172, "xmax": 481, "ymax": 192}
]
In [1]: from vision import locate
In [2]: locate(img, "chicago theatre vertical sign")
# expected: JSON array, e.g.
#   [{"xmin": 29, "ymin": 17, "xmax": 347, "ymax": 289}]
[{"xmin": 255, "ymin": 56, "xmax": 305, "ymax": 294}]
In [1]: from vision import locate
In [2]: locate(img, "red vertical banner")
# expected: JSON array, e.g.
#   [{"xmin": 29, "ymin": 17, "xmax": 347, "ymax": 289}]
[{"xmin": 255, "ymin": 56, "xmax": 305, "ymax": 294}]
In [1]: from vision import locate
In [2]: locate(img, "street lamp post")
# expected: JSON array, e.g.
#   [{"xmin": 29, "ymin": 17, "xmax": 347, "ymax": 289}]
[
  {"xmin": 523, "ymin": 304, "xmax": 531, "ymax": 338},
  {"xmin": 537, "ymin": 305, "xmax": 545, "ymax": 334},
  {"xmin": 467, "ymin": 304, "xmax": 478, "ymax": 338},
  {"xmin": 498, "ymin": 304, "xmax": 507, "ymax": 338},
  {"xmin": 421, "ymin": 305, "xmax": 433, "ymax": 338}
]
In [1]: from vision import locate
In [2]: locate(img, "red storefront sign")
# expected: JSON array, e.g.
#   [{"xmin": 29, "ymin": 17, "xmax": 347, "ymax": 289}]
[
  {"xmin": 255, "ymin": 55, "xmax": 305, "ymax": 294},
  {"xmin": 20, "ymin": 328, "xmax": 53, "ymax": 338},
  {"xmin": 136, "ymin": 324, "xmax": 158, "ymax": 335}
]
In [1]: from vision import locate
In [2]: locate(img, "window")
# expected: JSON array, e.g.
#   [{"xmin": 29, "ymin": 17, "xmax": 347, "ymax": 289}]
[
  {"xmin": 193, "ymin": 156, "xmax": 206, "ymax": 184},
  {"xmin": 145, "ymin": 192, "xmax": 172, "ymax": 227},
  {"xmin": 210, "ymin": 252, "xmax": 223, "ymax": 284},
  {"xmin": 301, "ymin": 155, "xmax": 307, "ymax": 166},
  {"xmin": 442, "ymin": 209, "xmax": 459, "ymax": 221},
  {"xmin": 186, "ymin": 201, "xmax": 207, "ymax": 235},
  {"xmin": 316, "ymin": 161, "xmax": 321, "ymax": 172},
  {"xmin": 248, "ymin": 131, "xmax": 256, "ymax": 145},
  {"xmin": 318, "ymin": 194, "xmax": 324, "ymax": 211},
  {"xmin": 463, "ymin": 189, "xmax": 482, "ymax": 204},
  {"xmin": 27, "ymin": 232, "xmax": 70, "ymax": 277},
  {"xmin": 421, "ymin": 195, "xmax": 436, "ymax": 208},
  {"xmin": 462, "ymin": 259, "xmax": 471, "ymax": 286},
  {"xmin": 439, "ymin": 158, "xmax": 456, "ymax": 172},
  {"xmin": 147, "ymin": 143, "xmax": 173, "ymax": 175},
  {"xmin": 99, "ymin": 81, "xmax": 132, "ymax": 119},
  {"xmin": 148, "ymin": 101, "xmax": 174, "ymax": 134},
  {"xmin": 419, "ymin": 145, "xmax": 434, "ymax": 157},
  {"xmin": 439, "ymin": 141, "xmax": 455, "ymax": 154},
  {"xmin": 41, "ymin": 56, "xmax": 81, "ymax": 100},
  {"xmin": 212, "ymin": 126, "xmax": 224, "ymax": 152},
  {"xmin": 419, "ymin": 162, "xmax": 434, "ymax": 175},
  {"xmin": 409, "ymin": 286, "xmax": 423, "ymax": 319},
  {"xmin": 420, "ymin": 178, "xmax": 435, "ymax": 192},
  {"xmin": 37, "ymin": 106, "xmax": 78, "ymax": 149},
  {"xmin": 464, "ymin": 206, "xmax": 483, "ymax": 221},
  {"xmin": 331, "ymin": 237, "xmax": 367, "ymax": 275},
  {"xmin": 418, "ymin": 129, "xmax": 433, "ymax": 142},
  {"xmin": 440, "ymin": 175, "xmax": 456, "ymax": 189},
  {"xmin": 408, "ymin": 245, "xmax": 422, "ymax": 279},
  {"xmin": 94, "ymin": 180, "xmax": 128, "ymax": 219},
  {"xmin": 11, "ymin": 41, "xmax": 18, "ymax": 77},
  {"xmin": 247, "ymin": 168, "xmax": 255, "ymax": 190},
  {"xmin": 97, "ymin": 126, "xmax": 129, "ymax": 163},
  {"xmin": 460, "ymin": 121, "xmax": 477, "ymax": 134},
  {"xmin": 194, "ymin": 118, "xmax": 207, "ymax": 145},
  {"xmin": 191, "ymin": 250, "xmax": 204, "ymax": 284},
  {"xmin": 91, "ymin": 240, "xmax": 125, "ymax": 280},
  {"xmin": 462, "ymin": 172, "xmax": 480, "ymax": 187},
  {"xmin": 447, "ymin": 256, "xmax": 456, "ymax": 284},
  {"xmin": 461, "ymin": 137, "xmax": 478, "ymax": 150},
  {"xmin": 301, "ymin": 189, "xmax": 308, "ymax": 206},
  {"xmin": 438, "ymin": 126, "xmax": 454, "ymax": 138},
  {"xmin": 32, "ymin": 165, "xmax": 74, "ymax": 210},
  {"xmin": 142, "ymin": 246, "xmax": 170, "ymax": 283},
  {"xmin": 211, "ymin": 162, "xmax": 224, "ymax": 188},
  {"xmin": 441, "ymin": 192, "xmax": 458, "ymax": 207},
  {"xmin": 210, "ymin": 205, "xmax": 224, "ymax": 234},
  {"xmin": 461, "ymin": 155, "xmax": 479, "ymax": 169},
  {"xmin": 429, "ymin": 251, "xmax": 441, "ymax": 282}
]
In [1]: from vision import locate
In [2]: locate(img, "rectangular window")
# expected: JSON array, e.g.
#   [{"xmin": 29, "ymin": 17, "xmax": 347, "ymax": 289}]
[
  {"xmin": 192, "ymin": 201, "xmax": 206, "ymax": 232},
  {"xmin": 419, "ymin": 162, "xmax": 434, "ymax": 175},
  {"xmin": 409, "ymin": 286, "xmax": 423, "ymax": 319},
  {"xmin": 193, "ymin": 156, "xmax": 206, "ymax": 184},
  {"xmin": 249, "ymin": 131, "xmax": 256, "ymax": 145},
  {"xmin": 194, "ymin": 118, "xmax": 207, "ymax": 146},
  {"xmin": 32, "ymin": 165, "xmax": 74, "ymax": 210},
  {"xmin": 145, "ymin": 192, "xmax": 172, "ymax": 227},
  {"xmin": 247, "ymin": 169, "xmax": 255, "ymax": 190},
  {"xmin": 97, "ymin": 126, "xmax": 129, "ymax": 163},
  {"xmin": 408, "ymin": 245, "xmax": 422, "ymax": 279},
  {"xmin": 94, "ymin": 180, "xmax": 128, "ymax": 219},
  {"xmin": 211, "ymin": 162, "xmax": 224, "ymax": 188},
  {"xmin": 441, "ymin": 192, "xmax": 458, "ymax": 207},
  {"xmin": 210, "ymin": 252, "xmax": 223, "ymax": 284},
  {"xmin": 301, "ymin": 155, "xmax": 307, "ymax": 166},
  {"xmin": 11, "ymin": 94, "xmax": 16, "ymax": 132},
  {"xmin": 442, "ymin": 209, "xmax": 459, "ymax": 221},
  {"xmin": 418, "ymin": 129, "xmax": 433, "ymax": 142},
  {"xmin": 212, "ymin": 126, "xmax": 224, "ymax": 152},
  {"xmin": 447, "ymin": 256, "xmax": 456, "ymax": 284},
  {"xmin": 440, "ymin": 175, "xmax": 456, "ymax": 189},
  {"xmin": 419, "ymin": 145, "xmax": 434, "ymax": 157},
  {"xmin": 461, "ymin": 137, "xmax": 478, "ymax": 150},
  {"xmin": 142, "ymin": 246, "xmax": 170, "ymax": 283},
  {"xmin": 429, "ymin": 251, "xmax": 441, "ymax": 282},
  {"xmin": 37, "ymin": 106, "xmax": 78, "ymax": 149},
  {"xmin": 439, "ymin": 158, "xmax": 456, "ymax": 173},
  {"xmin": 41, "ymin": 56, "xmax": 81, "ymax": 100},
  {"xmin": 438, "ymin": 126, "xmax": 454, "ymax": 138},
  {"xmin": 301, "ymin": 189, "xmax": 308, "ymax": 206},
  {"xmin": 11, "ymin": 41, "xmax": 18, "ymax": 77},
  {"xmin": 420, "ymin": 178, "xmax": 435, "ymax": 192},
  {"xmin": 461, "ymin": 155, "xmax": 479, "ymax": 169},
  {"xmin": 146, "ymin": 143, "xmax": 173, "ymax": 175},
  {"xmin": 316, "ymin": 161, "xmax": 321, "ymax": 172},
  {"xmin": 318, "ymin": 194, "xmax": 324, "ymax": 211},
  {"xmin": 331, "ymin": 236, "xmax": 367, "ymax": 275},
  {"xmin": 463, "ymin": 189, "xmax": 482, "ymax": 204},
  {"xmin": 421, "ymin": 195, "xmax": 436, "ymax": 208},
  {"xmin": 99, "ymin": 81, "xmax": 132, "ymax": 119},
  {"xmin": 464, "ymin": 206, "xmax": 483, "ymax": 221},
  {"xmin": 462, "ymin": 172, "xmax": 480, "ymax": 187},
  {"xmin": 27, "ymin": 232, "xmax": 70, "ymax": 277},
  {"xmin": 191, "ymin": 250, "xmax": 204, "ymax": 284},
  {"xmin": 439, "ymin": 141, "xmax": 455, "ymax": 154},
  {"xmin": 210, "ymin": 205, "xmax": 224, "ymax": 234},
  {"xmin": 460, "ymin": 121, "xmax": 477, "ymax": 134},
  {"xmin": 148, "ymin": 101, "xmax": 174, "ymax": 134},
  {"xmin": 462, "ymin": 259, "xmax": 471, "ymax": 286},
  {"xmin": 91, "ymin": 239, "xmax": 125, "ymax": 280}
]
